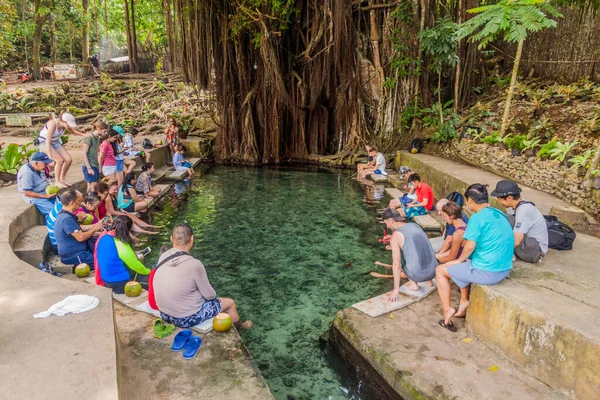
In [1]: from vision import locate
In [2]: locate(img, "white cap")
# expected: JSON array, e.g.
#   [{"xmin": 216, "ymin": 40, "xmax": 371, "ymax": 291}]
[{"xmin": 61, "ymin": 113, "xmax": 77, "ymax": 128}]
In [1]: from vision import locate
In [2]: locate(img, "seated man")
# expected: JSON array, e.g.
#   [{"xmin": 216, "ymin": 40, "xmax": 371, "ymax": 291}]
[
  {"xmin": 361, "ymin": 147, "xmax": 387, "ymax": 177},
  {"xmin": 46, "ymin": 196, "xmax": 63, "ymax": 254},
  {"xmin": 54, "ymin": 189, "xmax": 104, "ymax": 268},
  {"xmin": 398, "ymin": 173, "xmax": 434, "ymax": 219},
  {"xmin": 491, "ymin": 180, "xmax": 548, "ymax": 263},
  {"xmin": 379, "ymin": 208, "xmax": 437, "ymax": 300},
  {"xmin": 153, "ymin": 224, "xmax": 252, "ymax": 329},
  {"xmin": 17, "ymin": 152, "xmax": 57, "ymax": 216},
  {"xmin": 436, "ymin": 184, "xmax": 514, "ymax": 332},
  {"xmin": 430, "ymin": 198, "xmax": 469, "ymax": 253}
]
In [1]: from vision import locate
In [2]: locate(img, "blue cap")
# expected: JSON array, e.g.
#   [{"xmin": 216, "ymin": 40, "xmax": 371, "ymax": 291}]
[
  {"xmin": 112, "ymin": 125, "xmax": 124, "ymax": 136},
  {"xmin": 31, "ymin": 152, "xmax": 53, "ymax": 164}
]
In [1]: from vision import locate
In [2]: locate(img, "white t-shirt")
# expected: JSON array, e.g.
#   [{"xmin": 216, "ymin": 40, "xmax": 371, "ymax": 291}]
[
  {"xmin": 375, "ymin": 153, "xmax": 386, "ymax": 172},
  {"xmin": 511, "ymin": 201, "xmax": 549, "ymax": 253}
]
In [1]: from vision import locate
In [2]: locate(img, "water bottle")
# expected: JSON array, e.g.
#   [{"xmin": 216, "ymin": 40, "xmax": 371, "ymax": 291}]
[{"xmin": 136, "ymin": 247, "xmax": 151, "ymax": 260}]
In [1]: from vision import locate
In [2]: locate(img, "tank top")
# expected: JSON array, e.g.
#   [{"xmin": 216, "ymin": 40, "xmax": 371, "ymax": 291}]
[
  {"xmin": 39, "ymin": 119, "xmax": 64, "ymax": 142},
  {"xmin": 117, "ymin": 184, "xmax": 134, "ymax": 209},
  {"xmin": 395, "ymin": 223, "xmax": 438, "ymax": 282}
]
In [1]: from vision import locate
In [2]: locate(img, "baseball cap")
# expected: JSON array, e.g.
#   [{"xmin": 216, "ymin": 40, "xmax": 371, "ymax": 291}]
[
  {"xmin": 112, "ymin": 125, "xmax": 125, "ymax": 136},
  {"xmin": 61, "ymin": 113, "xmax": 77, "ymax": 128},
  {"xmin": 31, "ymin": 152, "xmax": 53, "ymax": 164},
  {"xmin": 490, "ymin": 180, "xmax": 522, "ymax": 197},
  {"xmin": 382, "ymin": 208, "xmax": 407, "ymax": 222}
]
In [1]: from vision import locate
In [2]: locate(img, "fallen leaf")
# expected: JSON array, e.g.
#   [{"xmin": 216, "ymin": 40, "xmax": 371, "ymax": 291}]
[
  {"xmin": 488, "ymin": 365, "xmax": 499, "ymax": 372},
  {"xmin": 462, "ymin": 337, "xmax": 473, "ymax": 343},
  {"xmin": 389, "ymin": 313, "xmax": 395, "ymax": 319}
]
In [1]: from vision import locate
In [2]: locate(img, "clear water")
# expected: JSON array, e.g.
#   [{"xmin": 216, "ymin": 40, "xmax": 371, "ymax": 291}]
[{"xmin": 142, "ymin": 165, "xmax": 391, "ymax": 399}]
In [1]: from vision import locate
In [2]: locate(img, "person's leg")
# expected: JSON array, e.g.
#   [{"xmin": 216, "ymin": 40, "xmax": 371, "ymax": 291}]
[
  {"xmin": 125, "ymin": 213, "xmax": 162, "ymax": 228},
  {"xmin": 219, "ymin": 297, "xmax": 252, "ymax": 328},
  {"xmin": 62, "ymin": 250, "xmax": 95, "ymax": 270},
  {"xmin": 429, "ymin": 236, "xmax": 445, "ymax": 253},
  {"xmin": 454, "ymin": 286, "xmax": 471, "ymax": 317},
  {"xmin": 131, "ymin": 223, "xmax": 159, "ymax": 235},
  {"xmin": 125, "ymin": 159, "xmax": 136, "ymax": 173},
  {"xmin": 116, "ymin": 170, "xmax": 124, "ymax": 186},
  {"xmin": 48, "ymin": 146, "xmax": 65, "ymax": 186},
  {"xmin": 515, "ymin": 235, "xmax": 543, "ymax": 263},
  {"xmin": 55, "ymin": 146, "xmax": 73, "ymax": 185},
  {"xmin": 102, "ymin": 280, "xmax": 128, "ymax": 294},
  {"xmin": 31, "ymin": 198, "xmax": 56, "ymax": 216},
  {"xmin": 435, "ymin": 265, "xmax": 456, "ymax": 325},
  {"xmin": 388, "ymin": 198, "xmax": 400, "ymax": 209},
  {"xmin": 134, "ymin": 200, "xmax": 149, "ymax": 211}
]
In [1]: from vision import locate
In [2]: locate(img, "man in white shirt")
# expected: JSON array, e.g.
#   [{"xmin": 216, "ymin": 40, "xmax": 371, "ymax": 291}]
[{"xmin": 361, "ymin": 148, "xmax": 387, "ymax": 177}]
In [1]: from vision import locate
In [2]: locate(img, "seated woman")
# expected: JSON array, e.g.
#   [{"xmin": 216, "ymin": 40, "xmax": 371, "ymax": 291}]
[
  {"xmin": 98, "ymin": 180, "xmax": 161, "ymax": 235},
  {"xmin": 94, "ymin": 216, "xmax": 150, "ymax": 293},
  {"xmin": 118, "ymin": 173, "xmax": 149, "ymax": 212},
  {"xmin": 135, "ymin": 163, "xmax": 161, "ymax": 198},
  {"xmin": 436, "ymin": 184, "xmax": 514, "ymax": 332},
  {"xmin": 75, "ymin": 192, "xmax": 102, "ymax": 225},
  {"xmin": 435, "ymin": 201, "xmax": 467, "ymax": 264}
]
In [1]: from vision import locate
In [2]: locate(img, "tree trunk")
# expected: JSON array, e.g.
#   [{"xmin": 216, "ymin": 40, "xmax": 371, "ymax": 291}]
[
  {"xmin": 163, "ymin": 0, "xmax": 175, "ymax": 71},
  {"xmin": 49, "ymin": 16, "xmax": 56, "ymax": 63},
  {"xmin": 123, "ymin": 0, "xmax": 134, "ymax": 73},
  {"xmin": 82, "ymin": 0, "xmax": 90, "ymax": 77},
  {"xmin": 32, "ymin": 0, "xmax": 47, "ymax": 80},
  {"xmin": 94, "ymin": 0, "xmax": 101, "ymax": 71},
  {"xmin": 130, "ymin": 0, "xmax": 139, "ymax": 73},
  {"xmin": 453, "ymin": 0, "xmax": 462, "ymax": 113},
  {"xmin": 501, "ymin": 39, "xmax": 524, "ymax": 135}
]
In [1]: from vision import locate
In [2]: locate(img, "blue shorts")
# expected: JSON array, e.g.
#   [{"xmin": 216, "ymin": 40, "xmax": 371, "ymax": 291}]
[
  {"xmin": 374, "ymin": 169, "xmax": 388, "ymax": 176},
  {"xmin": 447, "ymin": 260, "xmax": 511, "ymax": 289},
  {"xmin": 160, "ymin": 298, "xmax": 223, "ymax": 328},
  {"xmin": 116, "ymin": 159, "xmax": 124, "ymax": 172},
  {"xmin": 399, "ymin": 194, "xmax": 414, "ymax": 206},
  {"xmin": 82, "ymin": 166, "xmax": 100, "ymax": 183},
  {"xmin": 39, "ymin": 139, "xmax": 63, "ymax": 152},
  {"xmin": 30, "ymin": 197, "xmax": 56, "ymax": 217},
  {"xmin": 403, "ymin": 205, "xmax": 428, "ymax": 220}
]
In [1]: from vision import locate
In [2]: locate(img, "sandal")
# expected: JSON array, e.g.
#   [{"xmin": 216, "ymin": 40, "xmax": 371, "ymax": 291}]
[
  {"xmin": 182, "ymin": 336, "xmax": 203, "ymax": 359},
  {"xmin": 438, "ymin": 320, "xmax": 457, "ymax": 332}
]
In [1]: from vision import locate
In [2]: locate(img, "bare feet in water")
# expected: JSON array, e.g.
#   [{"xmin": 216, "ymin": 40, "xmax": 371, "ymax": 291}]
[
  {"xmin": 239, "ymin": 320, "xmax": 253, "ymax": 330},
  {"xmin": 454, "ymin": 301, "xmax": 469, "ymax": 318}
]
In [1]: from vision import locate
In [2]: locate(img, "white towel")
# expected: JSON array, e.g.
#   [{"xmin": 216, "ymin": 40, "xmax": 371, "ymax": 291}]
[{"xmin": 33, "ymin": 295, "xmax": 100, "ymax": 318}]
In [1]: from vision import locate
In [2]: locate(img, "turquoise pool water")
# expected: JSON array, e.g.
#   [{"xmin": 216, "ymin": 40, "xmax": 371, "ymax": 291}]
[{"xmin": 143, "ymin": 165, "xmax": 391, "ymax": 399}]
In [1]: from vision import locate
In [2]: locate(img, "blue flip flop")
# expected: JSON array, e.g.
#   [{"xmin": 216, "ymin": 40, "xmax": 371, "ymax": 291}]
[
  {"xmin": 182, "ymin": 336, "xmax": 203, "ymax": 359},
  {"xmin": 171, "ymin": 329, "xmax": 193, "ymax": 352}
]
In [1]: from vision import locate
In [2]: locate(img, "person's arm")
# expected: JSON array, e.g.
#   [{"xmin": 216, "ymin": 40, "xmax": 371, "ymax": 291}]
[
  {"xmin": 98, "ymin": 144, "xmax": 106, "ymax": 168},
  {"xmin": 69, "ymin": 220, "xmax": 103, "ymax": 242},
  {"xmin": 437, "ymin": 230, "xmax": 465, "ymax": 264},
  {"xmin": 23, "ymin": 190, "xmax": 56, "ymax": 199},
  {"xmin": 437, "ymin": 234, "xmax": 453, "ymax": 254},
  {"xmin": 514, "ymin": 231, "xmax": 525, "ymax": 247},
  {"xmin": 114, "ymin": 240, "xmax": 151, "ymax": 275},
  {"xmin": 443, "ymin": 240, "xmax": 475, "ymax": 267},
  {"xmin": 193, "ymin": 261, "xmax": 217, "ymax": 300},
  {"xmin": 512, "ymin": 208, "xmax": 530, "ymax": 247},
  {"xmin": 66, "ymin": 125, "xmax": 87, "ymax": 137}
]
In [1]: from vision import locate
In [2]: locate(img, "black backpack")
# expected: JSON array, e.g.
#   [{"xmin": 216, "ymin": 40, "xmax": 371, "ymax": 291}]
[
  {"xmin": 544, "ymin": 215, "xmax": 576, "ymax": 251},
  {"xmin": 446, "ymin": 191, "xmax": 465, "ymax": 208},
  {"xmin": 142, "ymin": 138, "xmax": 153, "ymax": 149},
  {"xmin": 408, "ymin": 138, "xmax": 423, "ymax": 154}
]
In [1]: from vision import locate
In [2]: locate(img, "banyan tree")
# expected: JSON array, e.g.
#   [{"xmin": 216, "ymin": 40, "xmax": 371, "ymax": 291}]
[{"xmin": 173, "ymin": 0, "xmax": 485, "ymax": 163}]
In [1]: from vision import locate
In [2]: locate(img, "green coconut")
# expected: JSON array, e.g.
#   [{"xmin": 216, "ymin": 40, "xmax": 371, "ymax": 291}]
[
  {"xmin": 157, "ymin": 140, "xmax": 163, "ymax": 145},
  {"xmin": 81, "ymin": 213, "xmax": 94, "ymax": 225},
  {"xmin": 46, "ymin": 185, "xmax": 59, "ymax": 195},
  {"xmin": 124, "ymin": 281, "xmax": 142, "ymax": 297},
  {"xmin": 75, "ymin": 263, "xmax": 90, "ymax": 278}
]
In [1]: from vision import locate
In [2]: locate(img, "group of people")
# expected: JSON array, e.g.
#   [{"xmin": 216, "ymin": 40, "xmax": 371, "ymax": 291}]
[{"xmin": 358, "ymin": 145, "xmax": 549, "ymax": 332}]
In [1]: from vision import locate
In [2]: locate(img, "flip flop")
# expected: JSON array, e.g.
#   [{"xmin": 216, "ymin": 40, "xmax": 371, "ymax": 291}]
[
  {"xmin": 182, "ymin": 336, "xmax": 203, "ymax": 359},
  {"xmin": 438, "ymin": 320, "xmax": 457, "ymax": 333},
  {"xmin": 171, "ymin": 329, "xmax": 193, "ymax": 351}
]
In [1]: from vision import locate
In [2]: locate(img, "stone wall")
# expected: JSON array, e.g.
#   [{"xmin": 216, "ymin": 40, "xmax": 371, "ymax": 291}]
[{"xmin": 434, "ymin": 139, "xmax": 600, "ymax": 220}]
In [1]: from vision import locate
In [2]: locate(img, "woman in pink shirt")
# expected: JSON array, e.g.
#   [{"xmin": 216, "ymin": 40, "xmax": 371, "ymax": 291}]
[{"xmin": 98, "ymin": 129, "xmax": 119, "ymax": 181}]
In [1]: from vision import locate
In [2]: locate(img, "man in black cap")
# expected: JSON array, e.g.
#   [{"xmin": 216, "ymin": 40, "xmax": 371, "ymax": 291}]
[
  {"xmin": 491, "ymin": 180, "xmax": 548, "ymax": 263},
  {"xmin": 17, "ymin": 152, "xmax": 57, "ymax": 216},
  {"xmin": 380, "ymin": 208, "xmax": 437, "ymax": 302}
]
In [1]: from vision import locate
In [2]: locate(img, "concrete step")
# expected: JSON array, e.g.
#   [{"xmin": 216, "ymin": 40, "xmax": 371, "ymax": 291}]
[
  {"xmin": 387, "ymin": 174, "xmax": 405, "ymax": 188},
  {"xmin": 13, "ymin": 225, "xmax": 50, "ymax": 266},
  {"xmin": 412, "ymin": 214, "xmax": 443, "ymax": 232},
  {"xmin": 46, "ymin": 252, "xmax": 75, "ymax": 275},
  {"xmin": 166, "ymin": 158, "xmax": 201, "ymax": 181},
  {"xmin": 332, "ymin": 292, "xmax": 565, "ymax": 400},
  {"xmin": 384, "ymin": 188, "xmax": 404, "ymax": 199},
  {"xmin": 467, "ymin": 237, "xmax": 600, "ymax": 400},
  {"xmin": 145, "ymin": 184, "xmax": 171, "ymax": 209}
]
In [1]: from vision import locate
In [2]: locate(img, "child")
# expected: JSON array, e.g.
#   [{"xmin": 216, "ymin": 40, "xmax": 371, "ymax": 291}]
[
  {"xmin": 173, "ymin": 144, "xmax": 194, "ymax": 178},
  {"xmin": 123, "ymin": 128, "xmax": 151, "ymax": 163},
  {"xmin": 82, "ymin": 121, "xmax": 106, "ymax": 192},
  {"xmin": 98, "ymin": 129, "xmax": 119, "ymax": 182},
  {"xmin": 136, "ymin": 163, "xmax": 161, "ymax": 198}
]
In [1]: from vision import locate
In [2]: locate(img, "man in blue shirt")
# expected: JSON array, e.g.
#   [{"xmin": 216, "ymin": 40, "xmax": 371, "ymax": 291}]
[
  {"xmin": 46, "ymin": 198, "xmax": 63, "ymax": 253},
  {"xmin": 435, "ymin": 183, "xmax": 514, "ymax": 332},
  {"xmin": 17, "ymin": 152, "xmax": 57, "ymax": 216},
  {"xmin": 54, "ymin": 189, "xmax": 104, "ymax": 269}
]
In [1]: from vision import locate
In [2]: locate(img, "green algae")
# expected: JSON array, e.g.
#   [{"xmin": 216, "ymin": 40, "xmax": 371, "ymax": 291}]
[{"xmin": 142, "ymin": 165, "xmax": 391, "ymax": 399}]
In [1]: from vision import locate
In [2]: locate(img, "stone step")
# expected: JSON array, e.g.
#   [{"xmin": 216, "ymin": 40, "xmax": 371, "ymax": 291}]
[
  {"xmin": 412, "ymin": 214, "xmax": 443, "ymax": 232},
  {"xmin": 166, "ymin": 158, "xmax": 201, "ymax": 181},
  {"xmin": 384, "ymin": 188, "xmax": 404, "ymax": 200},
  {"xmin": 13, "ymin": 225, "xmax": 51, "ymax": 266},
  {"xmin": 387, "ymin": 174, "xmax": 405, "ymax": 188},
  {"xmin": 46, "ymin": 252, "xmax": 75, "ymax": 275},
  {"xmin": 369, "ymin": 173, "xmax": 389, "ymax": 183},
  {"xmin": 467, "ymin": 237, "xmax": 600, "ymax": 400},
  {"xmin": 332, "ymin": 292, "xmax": 565, "ymax": 400}
]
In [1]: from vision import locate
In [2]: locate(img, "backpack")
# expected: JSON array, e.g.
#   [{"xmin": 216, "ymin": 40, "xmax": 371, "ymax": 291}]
[
  {"xmin": 148, "ymin": 251, "xmax": 188, "ymax": 310},
  {"xmin": 544, "ymin": 215, "xmax": 576, "ymax": 251},
  {"xmin": 408, "ymin": 138, "xmax": 423, "ymax": 154},
  {"xmin": 446, "ymin": 191, "xmax": 464, "ymax": 208},
  {"xmin": 142, "ymin": 138, "xmax": 153, "ymax": 149}
]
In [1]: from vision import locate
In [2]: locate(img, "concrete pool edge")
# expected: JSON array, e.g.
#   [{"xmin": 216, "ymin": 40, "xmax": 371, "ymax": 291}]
[{"xmin": 1, "ymin": 147, "xmax": 274, "ymax": 399}]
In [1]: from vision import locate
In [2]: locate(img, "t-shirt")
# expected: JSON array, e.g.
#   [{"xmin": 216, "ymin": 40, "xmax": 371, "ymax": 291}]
[
  {"xmin": 83, "ymin": 134, "xmax": 101, "ymax": 168},
  {"xmin": 375, "ymin": 153, "xmax": 386, "ymax": 171},
  {"xmin": 46, "ymin": 200, "xmax": 63, "ymax": 246},
  {"xmin": 99, "ymin": 141, "xmax": 116, "ymax": 166},
  {"xmin": 445, "ymin": 212, "xmax": 470, "ymax": 238},
  {"xmin": 123, "ymin": 135, "xmax": 136, "ymax": 157},
  {"xmin": 396, "ymin": 223, "xmax": 437, "ymax": 282},
  {"xmin": 173, "ymin": 152, "xmax": 184, "ymax": 168},
  {"xmin": 54, "ymin": 209, "xmax": 88, "ymax": 259},
  {"xmin": 17, "ymin": 163, "xmax": 48, "ymax": 202},
  {"xmin": 464, "ymin": 207, "xmax": 514, "ymax": 272},
  {"xmin": 115, "ymin": 143, "xmax": 125, "ymax": 161},
  {"xmin": 512, "ymin": 201, "xmax": 549, "ymax": 253},
  {"xmin": 415, "ymin": 182, "xmax": 434, "ymax": 211}
]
